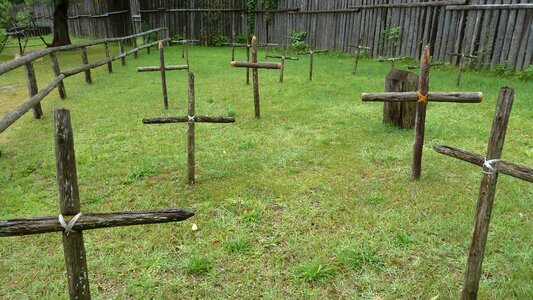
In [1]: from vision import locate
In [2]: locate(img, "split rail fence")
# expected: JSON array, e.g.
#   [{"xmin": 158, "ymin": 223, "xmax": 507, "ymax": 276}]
[{"xmin": 0, "ymin": 27, "xmax": 170, "ymax": 135}]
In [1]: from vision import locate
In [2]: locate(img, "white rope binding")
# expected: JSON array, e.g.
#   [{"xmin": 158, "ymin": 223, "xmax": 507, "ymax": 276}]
[
  {"xmin": 188, "ymin": 115, "xmax": 195, "ymax": 123},
  {"xmin": 483, "ymin": 159, "xmax": 500, "ymax": 175},
  {"xmin": 58, "ymin": 213, "xmax": 82, "ymax": 235}
]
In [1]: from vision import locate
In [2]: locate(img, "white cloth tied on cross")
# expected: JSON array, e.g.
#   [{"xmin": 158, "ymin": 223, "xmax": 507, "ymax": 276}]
[
  {"xmin": 483, "ymin": 159, "xmax": 501, "ymax": 175},
  {"xmin": 188, "ymin": 115, "xmax": 195, "ymax": 123},
  {"xmin": 58, "ymin": 213, "xmax": 82, "ymax": 235}
]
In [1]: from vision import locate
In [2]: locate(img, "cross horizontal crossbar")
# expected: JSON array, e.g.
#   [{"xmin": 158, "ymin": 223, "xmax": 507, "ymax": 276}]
[
  {"xmin": 137, "ymin": 65, "xmax": 189, "ymax": 72},
  {"xmin": 348, "ymin": 45, "xmax": 371, "ymax": 50},
  {"xmin": 361, "ymin": 92, "xmax": 483, "ymax": 103},
  {"xmin": 433, "ymin": 145, "xmax": 533, "ymax": 183},
  {"xmin": 448, "ymin": 52, "xmax": 477, "ymax": 59},
  {"xmin": 171, "ymin": 39, "xmax": 200, "ymax": 45},
  {"xmin": 297, "ymin": 50, "xmax": 328, "ymax": 55},
  {"xmin": 266, "ymin": 55, "xmax": 299, "ymax": 60},
  {"xmin": 231, "ymin": 61, "xmax": 283, "ymax": 69},
  {"xmin": 0, "ymin": 208, "xmax": 194, "ymax": 237},
  {"xmin": 379, "ymin": 57, "xmax": 408, "ymax": 62},
  {"xmin": 143, "ymin": 116, "xmax": 236, "ymax": 124}
]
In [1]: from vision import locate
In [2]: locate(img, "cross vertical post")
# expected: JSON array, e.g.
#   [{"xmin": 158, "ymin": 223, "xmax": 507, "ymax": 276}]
[
  {"xmin": 54, "ymin": 109, "xmax": 91, "ymax": 300},
  {"xmin": 348, "ymin": 44, "xmax": 371, "ymax": 75},
  {"xmin": 23, "ymin": 61, "xmax": 43, "ymax": 119},
  {"xmin": 187, "ymin": 73, "xmax": 195, "ymax": 184},
  {"xmin": 246, "ymin": 32, "xmax": 250, "ymax": 85},
  {"xmin": 297, "ymin": 41, "xmax": 327, "ymax": 81},
  {"xmin": 118, "ymin": 39, "xmax": 126, "ymax": 65},
  {"xmin": 449, "ymin": 52, "xmax": 477, "ymax": 87},
  {"xmin": 80, "ymin": 46, "xmax": 91, "ymax": 84},
  {"xmin": 411, "ymin": 46, "xmax": 430, "ymax": 180},
  {"xmin": 103, "ymin": 41, "xmax": 113, "ymax": 73},
  {"xmin": 50, "ymin": 51, "xmax": 67, "ymax": 99}
]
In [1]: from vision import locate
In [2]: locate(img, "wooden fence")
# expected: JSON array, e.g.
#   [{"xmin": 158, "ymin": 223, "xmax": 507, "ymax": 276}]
[
  {"xmin": 14, "ymin": 0, "xmax": 533, "ymax": 70},
  {"xmin": 0, "ymin": 28, "xmax": 169, "ymax": 135}
]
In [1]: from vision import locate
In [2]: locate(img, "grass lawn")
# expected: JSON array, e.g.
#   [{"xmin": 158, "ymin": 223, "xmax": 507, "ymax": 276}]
[{"xmin": 0, "ymin": 37, "xmax": 531, "ymax": 299}]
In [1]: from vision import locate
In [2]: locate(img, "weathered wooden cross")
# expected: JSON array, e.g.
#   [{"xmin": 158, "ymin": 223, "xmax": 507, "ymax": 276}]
[
  {"xmin": 448, "ymin": 52, "xmax": 477, "ymax": 87},
  {"xmin": 379, "ymin": 56, "xmax": 408, "ymax": 69},
  {"xmin": 432, "ymin": 87, "xmax": 532, "ymax": 300},
  {"xmin": 297, "ymin": 39, "xmax": 328, "ymax": 81},
  {"xmin": 143, "ymin": 72, "xmax": 236, "ymax": 184},
  {"xmin": 348, "ymin": 44, "xmax": 371, "ymax": 75},
  {"xmin": 231, "ymin": 36, "xmax": 283, "ymax": 119},
  {"xmin": 137, "ymin": 41, "xmax": 189, "ymax": 109},
  {"xmin": 0, "ymin": 109, "xmax": 194, "ymax": 300},
  {"xmin": 266, "ymin": 44, "xmax": 299, "ymax": 83},
  {"xmin": 361, "ymin": 46, "xmax": 483, "ymax": 180},
  {"xmin": 171, "ymin": 27, "xmax": 200, "ymax": 66}
]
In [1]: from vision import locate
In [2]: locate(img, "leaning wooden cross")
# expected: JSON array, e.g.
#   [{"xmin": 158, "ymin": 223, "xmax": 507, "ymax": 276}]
[
  {"xmin": 231, "ymin": 36, "xmax": 283, "ymax": 118},
  {"xmin": 361, "ymin": 46, "xmax": 483, "ymax": 180},
  {"xmin": 433, "ymin": 87, "xmax": 532, "ymax": 300},
  {"xmin": 297, "ymin": 42, "xmax": 328, "ymax": 81},
  {"xmin": 448, "ymin": 52, "xmax": 477, "ymax": 87},
  {"xmin": 137, "ymin": 42, "xmax": 189, "ymax": 109},
  {"xmin": 143, "ymin": 72, "xmax": 235, "ymax": 184},
  {"xmin": 0, "ymin": 109, "xmax": 194, "ymax": 300},
  {"xmin": 266, "ymin": 45, "xmax": 299, "ymax": 83},
  {"xmin": 348, "ymin": 44, "xmax": 371, "ymax": 75}
]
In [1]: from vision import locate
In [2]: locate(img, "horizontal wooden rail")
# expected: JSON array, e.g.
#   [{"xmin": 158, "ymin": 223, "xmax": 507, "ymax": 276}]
[
  {"xmin": 361, "ymin": 92, "xmax": 483, "ymax": 103},
  {"xmin": 446, "ymin": 3, "xmax": 533, "ymax": 10},
  {"xmin": 349, "ymin": 0, "xmax": 466, "ymax": 9},
  {"xmin": 143, "ymin": 116, "xmax": 236, "ymax": 124},
  {"xmin": 139, "ymin": 8, "xmax": 300, "ymax": 13}
]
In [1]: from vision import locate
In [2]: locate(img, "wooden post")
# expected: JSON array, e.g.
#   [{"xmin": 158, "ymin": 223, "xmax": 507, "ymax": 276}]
[
  {"xmin": 24, "ymin": 62, "xmax": 43, "ymax": 119},
  {"xmin": 411, "ymin": 46, "xmax": 430, "ymax": 180},
  {"xmin": 145, "ymin": 36, "xmax": 151, "ymax": 54},
  {"xmin": 187, "ymin": 72, "xmax": 195, "ymax": 184},
  {"xmin": 118, "ymin": 40, "xmax": 126, "ymax": 66},
  {"xmin": 54, "ymin": 109, "xmax": 91, "ymax": 300},
  {"xmin": 461, "ymin": 87, "xmax": 515, "ymax": 299},
  {"xmin": 104, "ymin": 42, "xmax": 113, "ymax": 73},
  {"xmin": 49, "ymin": 52, "xmax": 67, "ymax": 99},
  {"xmin": 246, "ymin": 33, "xmax": 251, "ymax": 85},
  {"xmin": 252, "ymin": 36, "xmax": 260, "ymax": 118},
  {"xmin": 131, "ymin": 37, "xmax": 138, "ymax": 59},
  {"xmin": 383, "ymin": 69, "xmax": 418, "ymax": 129},
  {"xmin": 449, "ymin": 52, "xmax": 477, "ymax": 87},
  {"xmin": 80, "ymin": 47, "xmax": 91, "ymax": 84},
  {"xmin": 349, "ymin": 45, "xmax": 371, "ymax": 75},
  {"xmin": 159, "ymin": 42, "xmax": 169, "ymax": 110}
]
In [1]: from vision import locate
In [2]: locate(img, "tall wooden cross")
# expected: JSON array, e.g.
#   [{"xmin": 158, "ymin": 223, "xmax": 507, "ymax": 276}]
[
  {"xmin": 432, "ymin": 87, "xmax": 532, "ymax": 299},
  {"xmin": 348, "ymin": 44, "xmax": 371, "ymax": 75},
  {"xmin": 143, "ymin": 72, "xmax": 236, "ymax": 184},
  {"xmin": 231, "ymin": 36, "xmax": 283, "ymax": 119},
  {"xmin": 266, "ymin": 44, "xmax": 299, "ymax": 83},
  {"xmin": 0, "ymin": 109, "xmax": 194, "ymax": 300},
  {"xmin": 137, "ymin": 42, "xmax": 189, "ymax": 109},
  {"xmin": 448, "ymin": 52, "xmax": 477, "ymax": 87},
  {"xmin": 297, "ymin": 39, "xmax": 328, "ymax": 81},
  {"xmin": 361, "ymin": 46, "xmax": 483, "ymax": 180}
]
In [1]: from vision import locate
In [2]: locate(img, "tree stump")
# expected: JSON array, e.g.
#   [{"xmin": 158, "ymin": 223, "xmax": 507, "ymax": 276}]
[{"xmin": 382, "ymin": 69, "xmax": 418, "ymax": 129}]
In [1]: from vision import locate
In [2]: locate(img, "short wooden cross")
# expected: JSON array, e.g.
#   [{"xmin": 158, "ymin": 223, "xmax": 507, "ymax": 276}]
[
  {"xmin": 432, "ymin": 87, "xmax": 532, "ymax": 299},
  {"xmin": 267, "ymin": 44, "xmax": 299, "ymax": 83},
  {"xmin": 297, "ymin": 40, "xmax": 328, "ymax": 81},
  {"xmin": 448, "ymin": 52, "xmax": 477, "ymax": 87},
  {"xmin": 0, "ymin": 109, "xmax": 194, "ymax": 300},
  {"xmin": 361, "ymin": 46, "xmax": 483, "ymax": 180},
  {"xmin": 348, "ymin": 44, "xmax": 371, "ymax": 75},
  {"xmin": 231, "ymin": 36, "xmax": 283, "ymax": 118},
  {"xmin": 171, "ymin": 27, "xmax": 200, "ymax": 66},
  {"xmin": 379, "ymin": 56, "xmax": 408, "ymax": 69},
  {"xmin": 137, "ymin": 42, "xmax": 189, "ymax": 109},
  {"xmin": 143, "ymin": 72, "xmax": 236, "ymax": 184}
]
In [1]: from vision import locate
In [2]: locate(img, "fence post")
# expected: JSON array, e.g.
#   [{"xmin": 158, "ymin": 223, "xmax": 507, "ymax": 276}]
[
  {"xmin": 104, "ymin": 42, "xmax": 113, "ymax": 73},
  {"xmin": 24, "ymin": 62, "xmax": 43, "ymax": 119},
  {"xmin": 80, "ymin": 47, "xmax": 91, "ymax": 84},
  {"xmin": 118, "ymin": 39, "xmax": 126, "ymax": 66},
  {"xmin": 131, "ymin": 37, "xmax": 138, "ymax": 59},
  {"xmin": 144, "ymin": 35, "xmax": 151, "ymax": 54},
  {"xmin": 49, "ymin": 51, "xmax": 67, "ymax": 99}
]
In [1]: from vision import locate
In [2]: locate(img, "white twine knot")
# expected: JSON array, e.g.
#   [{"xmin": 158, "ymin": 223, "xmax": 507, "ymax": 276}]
[
  {"xmin": 483, "ymin": 159, "xmax": 500, "ymax": 175},
  {"xmin": 58, "ymin": 213, "xmax": 82, "ymax": 235},
  {"xmin": 188, "ymin": 115, "xmax": 195, "ymax": 123}
]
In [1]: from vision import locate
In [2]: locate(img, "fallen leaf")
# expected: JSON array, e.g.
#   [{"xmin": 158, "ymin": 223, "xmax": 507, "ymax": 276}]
[{"xmin": 191, "ymin": 223, "xmax": 198, "ymax": 231}]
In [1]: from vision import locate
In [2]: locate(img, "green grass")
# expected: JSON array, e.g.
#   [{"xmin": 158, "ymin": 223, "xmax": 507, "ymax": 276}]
[{"xmin": 0, "ymin": 35, "xmax": 532, "ymax": 299}]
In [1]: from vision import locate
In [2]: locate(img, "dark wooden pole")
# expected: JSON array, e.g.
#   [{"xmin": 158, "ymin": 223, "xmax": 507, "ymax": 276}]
[
  {"xmin": 118, "ymin": 40, "xmax": 125, "ymax": 66},
  {"xmin": 80, "ymin": 47, "xmax": 91, "ymax": 84},
  {"xmin": 50, "ymin": 52, "xmax": 67, "ymax": 99},
  {"xmin": 252, "ymin": 36, "xmax": 260, "ymax": 118},
  {"xmin": 103, "ymin": 42, "xmax": 113, "ymax": 73},
  {"xmin": 24, "ymin": 62, "xmax": 43, "ymax": 119},
  {"xmin": 279, "ymin": 46, "xmax": 285, "ymax": 83},
  {"xmin": 246, "ymin": 33, "xmax": 250, "ymax": 85},
  {"xmin": 159, "ymin": 42, "xmax": 169, "ymax": 110},
  {"xmin": 411, "ymin": 45, "xmax": 430, "ymax": 180},
  {"xmin": 144, "ymin": 36, "xmax": 151, "ymax": 54},
  {"xmin": 187, "ymin": 72, "xmax": 195, "ymax": 184},
  {"xmin": 131, "ymin": 37, "xmax": 138, "ymax": 59},
  {"xmin": 54, "ymin": 109, "xmax": 91, "ymax": 300},
  {"xmin": 461, "ymin": 87, "xmax": 515, "ymax": 299},
  {"xmin": 354, "ymin": 48, "xmax": 361, "ymax": 75}
]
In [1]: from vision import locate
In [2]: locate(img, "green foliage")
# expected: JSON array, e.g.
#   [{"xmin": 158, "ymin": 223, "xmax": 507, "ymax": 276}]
[
  {"xmin": 225, "ymin": 237, "xmax": 252, "ymax": 254},
  {"xmin": 293, "ymin": 259, "xmax": 336, "ymax": 283},
  {"xmin": 210, "ymin": 34, "xmax": 228, "ymax": 47},
  {"xmin": 337, "ymin": 242, "xmax": 383, "ymax": 271},
  {"xmin": 246, "ymin": 0, "xmax": 256, "ymax": 37},
  {"xmin": 183, "ymin": 255, "xmax": 214, "ymax": 275},
  {"xmin": 290, "ymin": 30, "xmax": 307, "ymax": 52},
  {"xmin": 234, "ymin": 33, "xmax": 246, "ymax": 44},
  {"xmin": 0, "ymin": 0, "xmax": 13, "ymax": 29},
  {"xmin": 516, "ymin": 65, "xmax": 533, "ymax": 80}
]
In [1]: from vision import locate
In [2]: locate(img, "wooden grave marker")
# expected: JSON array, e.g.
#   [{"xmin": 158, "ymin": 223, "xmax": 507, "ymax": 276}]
[
  {"xmin": 171, "ymin": 27, "xmax": 200, "ymax": 67},
  {"xmin": 348, "ymin": 44, "xmax": 371, "ymax": 75},
  {"xmin": 297, "ymin": 39, "xmax": 328, "ymax": 81},
  {"xmin": 379, "ymin": 56, "xmax": 408, "ymax": 69},
  {"xmin": 0, "ymin": 109, "xmax": 194, "ymax": 300},
  {"xmin": 267, "ymin": 44, "xmax": 299, "ymax": 83},
  {"xmin": 137, "ymin": 42, "xmax": 189, "ymax": 109},
  {"xmin": 382, "ymin": 69, "xmax": 419, "ymax": 129},
  {"xmin": 449, "ymin": 52, "xmax": 477, "ymax": 87},
  {"xmin": 231, "ymin": 36, "xmax": 283, "ymax": 118},
  {"xmin": 361, "ymin": 46, "xmax": 483, "ymax": 180},
  {"xmin": 433, "ymin": 87, "xmax": 532, "ymax": 299},
  {"xmin": 143, "ymin": 72, "xmax": 236, "ymax": 184}
]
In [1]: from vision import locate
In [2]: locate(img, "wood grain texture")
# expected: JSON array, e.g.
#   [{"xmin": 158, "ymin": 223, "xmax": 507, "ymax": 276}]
[{"xmin": 411, "ymin": 45, "xmax": 430, "ymax": 180}]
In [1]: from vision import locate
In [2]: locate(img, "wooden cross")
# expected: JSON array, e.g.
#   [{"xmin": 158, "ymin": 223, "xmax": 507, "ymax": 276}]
[
  {"xmin": 449, "ymin": 52, "xmax": 477, "ymax": 87},
  {"xmin": 137, "ymin": 42, "xmax": 189, "ymax": 109},
  {"xmin": 266, "ymin": 44, "xmax": 299, "ymax": 83},
  {"xmin": 0, "ymin": 109, "xmax": 194, "ymax": 300},
  {"xmin": 143, "ymin": 72, "xmax": 236, "ymax": 184},
  {"xmin": 408, "ymin": 62, "xmax": 443, "ymax": 70},
  {"xmin": 348, "ymin": 44, "xmax": 371, "ymax": 75},
  {"xmin": 171, "ymin": 27, "xmax": 200, "ymax": 66},
  {"xmin": 231, "ymin": 36, "xmax": 283, "ymax": 119},
  {"xmin": 297, "ymin": 39, "xmax": 328, "ymax": 81},
  {"xmin": 379, "ymin": 56, "xmax": 408, "ymax": 69},
  {"xmin": 432, "ymin": 87, "xmax": 532, "ymax": 299},
  {"xmin": 361, "ymin": 46, "xmax": 483, "ymax": 180}
]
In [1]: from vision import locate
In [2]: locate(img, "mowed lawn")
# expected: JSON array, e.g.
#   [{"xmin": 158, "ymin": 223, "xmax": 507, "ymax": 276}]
[{"xmin": 0, "ymin": 38, "xmax": 531, "ymax": 299}]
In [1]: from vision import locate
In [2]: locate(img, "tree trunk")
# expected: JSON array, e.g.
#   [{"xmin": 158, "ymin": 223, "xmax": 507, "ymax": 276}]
[{"xmin": 51, "ymin": 0, "xmax": 71, "ymax": 47}]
